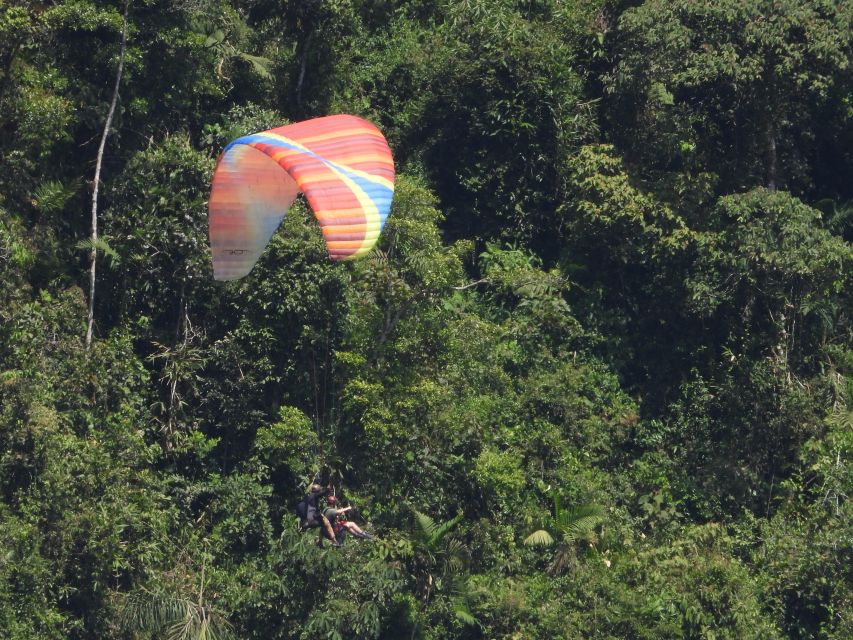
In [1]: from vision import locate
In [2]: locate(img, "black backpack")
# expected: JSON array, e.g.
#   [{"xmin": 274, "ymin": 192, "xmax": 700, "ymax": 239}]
[{"xmin": 295, "ymin": 498, "xmax": 308, "ymax": 520}]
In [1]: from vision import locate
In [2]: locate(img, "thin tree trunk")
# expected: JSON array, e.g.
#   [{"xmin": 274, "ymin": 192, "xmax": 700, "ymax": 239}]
[
  {"xmin": 295, "ymin": 31, "xmax": 312, "ymax": 108},
  {"xmin": 86, "ymin": 0, "xmax": 129, "ymax": 349},
  {"xmin": 765, "ymin": 119, "xmax": 777, "ymax": 192},
  {"xmin": 0, "ymin": 40, "xmax": 23, "ymax": 106}
]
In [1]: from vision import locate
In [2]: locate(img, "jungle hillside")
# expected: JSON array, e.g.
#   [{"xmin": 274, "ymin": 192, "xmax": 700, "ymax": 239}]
[{"xmin": 1, "ymin": 1, "xmax": 852, "ymax": 638}]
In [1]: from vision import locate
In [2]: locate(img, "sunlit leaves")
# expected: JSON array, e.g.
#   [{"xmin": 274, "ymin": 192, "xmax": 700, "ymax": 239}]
[
  {"xmin": 523, "ymin": 529, "xmax": 554, "ymax": 547},
  {"xmin": 253, "ymin": 405, "xmax": 318, "ymax": 480}
]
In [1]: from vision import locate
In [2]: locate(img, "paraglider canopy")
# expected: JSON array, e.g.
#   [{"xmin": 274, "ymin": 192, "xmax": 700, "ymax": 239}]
[{"xmin": 208, "ymin": 114, "xmax": 395, "ymax": 280}]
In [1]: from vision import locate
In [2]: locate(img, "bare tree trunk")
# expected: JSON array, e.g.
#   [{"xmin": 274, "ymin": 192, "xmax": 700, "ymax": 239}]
[
  {"xmin": 87, "ymin": 0, "xmax": 130, "ymax": 349},
  {"xmin": 295, "ymin": 31, "xmax": 312, "ymax": 108},
  {"xmin": 765, "ymin": 119, "xmax": 778, "ymax": 192},
  {"xmin": 0, "ymin": 40, "xmax": 23, "ymax": 106}
]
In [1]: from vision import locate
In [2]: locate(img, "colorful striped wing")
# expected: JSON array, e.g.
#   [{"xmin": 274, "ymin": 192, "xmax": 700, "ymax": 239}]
[{"xmin": 209, "ymin": 114, "xmax": 395, "ymax": 281}]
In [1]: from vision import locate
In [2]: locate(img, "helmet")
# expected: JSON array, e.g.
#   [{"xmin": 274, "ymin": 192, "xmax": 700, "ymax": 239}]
[{"xmin": 327, "ymin": 495, "xmax": 338, "ymax": 505}]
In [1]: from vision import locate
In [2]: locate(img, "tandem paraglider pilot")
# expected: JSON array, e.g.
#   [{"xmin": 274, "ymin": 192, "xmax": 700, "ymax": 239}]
[{"xmin": 295, "ymin": 482, "xmax": 340, "ymax": 547}]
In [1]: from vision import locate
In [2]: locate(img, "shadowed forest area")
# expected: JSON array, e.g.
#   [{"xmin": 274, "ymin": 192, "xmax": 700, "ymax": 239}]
[{"xmin": 1, "ymin": 1, "xmax": 852, "ymax": 638}]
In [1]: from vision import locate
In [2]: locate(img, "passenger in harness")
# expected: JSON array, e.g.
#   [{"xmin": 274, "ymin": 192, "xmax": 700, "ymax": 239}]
[{"xmin": 323, "ymin": 496, "xmax": 374, "ymax": 543}]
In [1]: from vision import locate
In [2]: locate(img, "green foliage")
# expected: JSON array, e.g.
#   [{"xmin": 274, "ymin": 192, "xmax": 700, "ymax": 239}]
[
  {"xmin": 0, "ymin": 511, "xmax": 71, "ymax": 638},
  {"xmin": 618, "ymin": 524, "xmax": 784, "ymax": 639},
  {"xmin": 689, "ymin": 190, "xmax": 849, "ymax": 330},
  {"xmin": 607, "ymin": 0, "xmax": 853, "ymax": 196},
  {"xmin": 564, "ymin": 144, "xmax": 691, "ymax": 259},
  {"xmin": 474, "ymin": 447, "xmax": 525, "ymax": 509},
  {"xmin": 0, "ymin": 210, "xmax": 34, "ymax": 310},
  {"xmin": 254, "ymin": 406, "xmax": 318, "ymax": 481},
  {"xmin": 201, "ymin": 103, "xmax": 284, "ymax": 152},
  {"xmin": 1, "ymin": 1, "xmax": 851, "ymax": 639},
  {"xmin": 192, "ymin": 6, "xmax": 273, "ymax": 84}
]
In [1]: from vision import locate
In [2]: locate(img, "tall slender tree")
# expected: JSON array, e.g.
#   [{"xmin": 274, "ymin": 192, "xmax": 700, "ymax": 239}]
[{"xmin": 87, "ymin": 0, "xmax": 129, "ymax": 349}]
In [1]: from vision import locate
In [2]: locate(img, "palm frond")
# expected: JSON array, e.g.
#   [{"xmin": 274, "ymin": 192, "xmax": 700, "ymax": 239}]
[
  {"xmin": 449, "ymin": 576, "xmax": 483, "ymax": 628},
  {"xmin": 121, "ymin": 592, "xmax": 234, "ymax": 640},
  {"xmin": 445, "ymin": 553, "xmax": 465, "ymax": 574},
  {"xmin": 413, "ymin": 510, "xmax": 437, "ymax": 540},
  {"xmin": 815, "ymin": 197, "xmax": 853, "ymax": 234},
  {"xmin": 236, "ymin": 52, "xmax": 273, "ymax": 80},
  {"xmin": 429, "ymin": 510, "xmax": 463, "ymax": 546},
  {"xmin": 75, "ymin": 237, "xmax": 121, "ymax": 265},
  {"xmin": 556, "ymin": 504, "xmax": 605, "ymax": 542},
  {"xmin": 121, "ymin": 592, "xmax": 184, "ymax": 633},
  {"xmin": 826, "ymin": 407, "xmax": 853, "ymax": 431},
  {"xmin": 33, "ymin": 179, "xmax": 78, "ymax": 214},
  {"xmin": 453, "ymin": 604, "xmax": 478, "ymax": 627},
  {"xmin": 523, "ymin": 529, "xmax": 554, "ymax": 547},
  {"xmin": 445, "ymin": 537, "xmax": 467, "ymax": 558}
]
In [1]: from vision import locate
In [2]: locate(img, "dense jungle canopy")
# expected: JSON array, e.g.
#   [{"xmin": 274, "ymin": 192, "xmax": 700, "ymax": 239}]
[{"xmin": 1, "ymin": 1, "xmax": 852, "ymax": 638}]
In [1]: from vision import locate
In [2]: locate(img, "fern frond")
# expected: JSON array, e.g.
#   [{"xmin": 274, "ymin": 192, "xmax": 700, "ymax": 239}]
[
  {"xmin": 523, "ymin": 529, "xmax": 554, "ymax": 547},
  {"xmin": 564, "ymin": 518, "xmax": 603, "ymax": 542},
  {"xmin": 449, "ymin": 576, "xmax": 482, "ymax": 627}
]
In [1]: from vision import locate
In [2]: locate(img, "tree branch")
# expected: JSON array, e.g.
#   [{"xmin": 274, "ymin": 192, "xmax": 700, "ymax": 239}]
[{"xmin": 452, "ymin": 278, "xmax": 490, "ymax": 290}]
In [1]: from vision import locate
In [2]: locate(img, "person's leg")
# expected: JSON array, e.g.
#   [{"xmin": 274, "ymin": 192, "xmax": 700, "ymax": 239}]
[
  {"xmin": 320, "ymin": 514, "xmax": 338, "ymax": 543},
  {"xmin": 335, "ymin": 526, "xmax": 347, "ymax": 546},
  {"xmin": 343, "ymin": 522, "xmax": 373, "ymax": 540},
  {"xmin": 303, "ymin": 507, "xmax": 328, "ymax": 546},
  {"xmin": 303, "ymin": 508, "xmax": 340, "ymax": 546}
]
